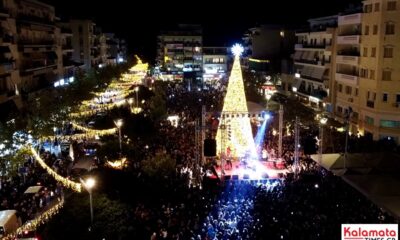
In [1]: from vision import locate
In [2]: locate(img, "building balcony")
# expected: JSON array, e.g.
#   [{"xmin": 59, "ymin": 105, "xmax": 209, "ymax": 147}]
[
  {"xmin": 338, "ymin": 13, "xmax": 362, "ymax": 26},
  {"xmin": 21, "ymin": 60, "xmax": 56, "ymax": 72},
  {"xmin": 295, "ymin": 43, "xmax": 329, "ymax": 49},
  {"xmin": 17, "ymin": 14, "xmax": 54, "ymax": 26},
  {"xmin": 336, "ymin": 55, "xmax": 360, "ymax": 65},
  {"xmin": 336, "ymin": 72, "xmax": 359, "ymax": 85},
  {"xmin": 297, "ymin": 87, "xmax": 327, "ymax": 99},
  {"xmin": 337, "ymin": 35, "xmax": 360, "ymax": 45},
  {"xmin": 295, "ymin": 58, "xmax": 329, "ymax": 66},
  {"xmin": 18, "ymin": 38, "xmax": 55, "ymax": 46}
]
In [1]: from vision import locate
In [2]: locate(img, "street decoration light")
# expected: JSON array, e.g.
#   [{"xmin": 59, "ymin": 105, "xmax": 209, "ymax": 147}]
[
  {"xmin": 114, "ymin": 119, "xmax": 123, "ymax": 153},
  {"xmin": 81, "ymin": 178, "xmax": 95, "ymax": 229},
  {"xmin": 318, "ymin": 117, "xmax": 328, "ymax": 165}
]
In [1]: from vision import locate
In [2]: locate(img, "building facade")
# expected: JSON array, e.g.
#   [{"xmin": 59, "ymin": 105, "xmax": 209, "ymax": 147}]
[
  {"xmin": 202, "ymin": 47, "xmax": 229, "ymax": 84},
  {"xmin": 157, "ymin": 24, "xmax": 202, "ymax": 83},
  {"xmin": 0, "ymin": 0, "xmax": 63, "ymax": 108},
  {"xmin": 334, "ymin": 0, "xmax": 400, "ymax": 142},
  {"xmin": 292, "ymin": 16, "xmax": 337, "ymax": 110}
]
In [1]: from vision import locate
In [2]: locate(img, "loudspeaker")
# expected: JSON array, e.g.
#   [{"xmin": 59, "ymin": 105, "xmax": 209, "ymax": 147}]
[
  {"xmin": 204, "ymin": 139, "xmax": 216, "ymax": 157},
  {"xmin": 224, "ymin": 175, "xmax": 231, "ymax": 181},
  {"xmin": 232, "ymin": 175, "xmax": 239, "ymax": 180}
]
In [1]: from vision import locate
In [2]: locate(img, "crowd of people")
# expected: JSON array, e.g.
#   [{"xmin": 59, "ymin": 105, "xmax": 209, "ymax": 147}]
[
  {"xmin": 121, "ymin": 83, "xmax": 398, "ymax": 240},
  {"xmin": 0, "ymin": 154, "xmax": 63, "ymax": 224}
]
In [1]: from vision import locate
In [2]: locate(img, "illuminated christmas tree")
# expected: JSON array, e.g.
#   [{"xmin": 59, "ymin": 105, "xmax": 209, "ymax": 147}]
[{"xmin": 216, "ymin": 44, "xmax": 256, "ymax": 158}]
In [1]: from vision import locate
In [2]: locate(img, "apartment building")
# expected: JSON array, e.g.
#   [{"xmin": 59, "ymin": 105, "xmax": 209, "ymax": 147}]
[
  {"xmin": 157, "ymin": 24, "xmax": 202, "ymax": 82},
  {"xmin": 70, "ymin": 19, "xmax": 102, "ymax": 70},
  {"xmin": 334, "ymin": 0, "xmax": 400, "ymax": 142},
  {"xmin": 0, "ymin": 0, "xmax": 63, "ymax": 108},
  {"xmin": 242, "ymin": 25, "xmax": 295, "ymax": 73},
  {"xmin": 202, "ymin": 47, "xmax": 229, "ymax": 84},
  {"xmin": 292, "ymin": 16, "xmax": 337, "ymax": 110}
]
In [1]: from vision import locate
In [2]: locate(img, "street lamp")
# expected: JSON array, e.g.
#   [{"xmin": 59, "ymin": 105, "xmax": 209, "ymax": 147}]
[
  {"xmin": 134, "ymin": 86, "xmax": 139, "ymax": 108},
  {"xmin": 128, "ymin": 98, "xmax": 134, "ymax": 110},
  {"xmin": 114, "ymin": 119, "xmax": 123, "ymax": 153},
  {"xmin": 318, "ymin": 117, "xmax": 328, "ymax": 165},
  {"xmin": 81, "ymin": 177, "xmax": 95, "ymax": 229}
]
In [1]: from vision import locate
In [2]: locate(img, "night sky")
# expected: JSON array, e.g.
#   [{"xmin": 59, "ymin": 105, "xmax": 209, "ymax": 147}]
[{"xmin": 43, "ymin": 0, "xmax": 362, "ymax": 62}]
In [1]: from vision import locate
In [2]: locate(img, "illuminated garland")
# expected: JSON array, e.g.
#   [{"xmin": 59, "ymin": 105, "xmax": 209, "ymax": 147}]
[
  {"xmin": 3, "ymin": 198, "xmax": 65, "ymax": 240},
  {"xmin": 106, "ymin": 158, "xmax": 127, "ymax": 170},
  {"xmin": 71, "ymin": 122, "xmax": 117, "ymax": 136},
  {"xmin": 30, "ymin": 147, "xmax": 82, "ymax": 192}
]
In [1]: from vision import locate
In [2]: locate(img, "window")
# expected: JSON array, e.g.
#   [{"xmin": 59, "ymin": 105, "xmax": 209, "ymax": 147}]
[
  {"xmin": 373, "ymin": 25, "xmax": 378, "ymax": 35},
  {"xmin": 384, "ymin": 47, "xmax": 393, "ymax": 58},
  {"xmin": 385, "ymin": 22, "xmax": 395, "ymax": 35},
  {"xmin": 371, "ymin": 47, "xmax": 376, "ymax": 57},
  {"xmin": 363, "ymin": 47, "xmax": 368, "ymax": 57},
  {"xmin": 370, "ymin": 69, "xmax": 375, "ymax": 80},
  {"xmin": 337, "ymin": 106, "xmax": 343, "ymax": 113},
  {"xmin": 355, "ymin": 88, "xmax": 359, "ymax": 96},
  {"xmin": 375, "ymin": 2, "xmax": 380, "ymax": 11},
  {"xmin": 380, "ymin": 120, "xmax": 400, "ymax": 129},
  {"xmin": 364, "ymin": 25, "xmax": 370, "ymax": 35},
  {"xmin": 345, "ymin": 86, "xmax": 352, "ymax": 95},
  {"xmin": 397, "ymin": 94, "xmax": 400, "ymax": 103},
  {"xmin": 364, "ymin": 4, "xmax": 373, "ymax": 13},
  {"xmin": 365, "ymin": 116, "xmax": 374, "ymax": 125},
  {"xmin": 338, "ymin": 84, "xmax": 343, "ymax": 93},
  {"xmin": 387, "ymin": 1, "xmax": 397, "ymax": 10},
  {"xmin": 367, "ymin": 91, "xmax": 370, "ymax": 99},
  {"xmin": 382, "ymin": 70, "xmax": 392, "ymax": 81},
  {"xmin": 383, "ymin": 93, "xmax": 388, "ymax": 102},
  {"xmin": 360, "ymin": 68, "xmax": 368, "ymax": 78}
]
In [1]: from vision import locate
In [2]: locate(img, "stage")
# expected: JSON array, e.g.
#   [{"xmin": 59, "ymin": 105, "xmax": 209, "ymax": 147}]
[{"xmin": 208, "ymin": 159, "xmax": 289, "ymax": 180}]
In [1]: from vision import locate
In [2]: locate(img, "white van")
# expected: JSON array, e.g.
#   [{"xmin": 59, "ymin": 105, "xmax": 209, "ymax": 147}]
[{"xmin": 0, "ymin": 210, "xmax": 21, "ymax": 237}]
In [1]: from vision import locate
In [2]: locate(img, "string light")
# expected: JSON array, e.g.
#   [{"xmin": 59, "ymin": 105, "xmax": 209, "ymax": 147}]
[
  {"xmin": 30, "ymin": 147, "xmax": 82, "ymax": 192},
  {"xmin": 2, "ymin": 198, "xmax": 65, "ymax": 240},
  {"xmin": 71, "ymin": 122, "xmax": 117, "ymax": 136},
  {"xmin": 106, "ymin": 158, "xmax": 127, "ymax": 170}
]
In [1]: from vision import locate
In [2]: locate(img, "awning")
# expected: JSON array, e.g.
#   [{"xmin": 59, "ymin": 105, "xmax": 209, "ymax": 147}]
[
  {"xmin": 294, "ymin": 51, "xmax": 303, "ymax": 60},
  {"xmin": 311, "ymin": 67, "xmax": 326, "ymax": 80},
  {"xmin": 24, "ymin": 186, "xmax": 42, "ymax": 194}
]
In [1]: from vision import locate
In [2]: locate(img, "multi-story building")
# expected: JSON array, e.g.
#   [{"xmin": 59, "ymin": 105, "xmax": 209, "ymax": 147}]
[
  {"xmin": 242, "ymin": 25, "xmax": 295, "ymax": 73},
  {"xmin": 118, "ymin": 38, "xmax": 127, "ymax": 63},
  {"xmin": 202, "ymin": 47, "xmax": 229, "ymax": 84},
  {"xmin": 57, "ymin": 20, "xmax": 78, "ymax": 84},
  {"xmin": 157, "ymin": 24, "xmax": 202, "ymax": 83},
  {"xmin": 292, "ymin": 16, "xmax": 337, "ymax": 110},
  {"xmin": 70, "ymin": 19, "xmax": 102, "ymax": 70},
  {"xmin": 103, "ymin": 33, "xmax": 119, "ymax": 66},
  {"xmin": 334, "ymin": 0, "xmax": 400, "ymax": 142},
  {"xmin": 0, "ymin": 0, "xmax": 62, "ymax": 108},
  {"xmin": 333, "ymin": 9, "xmax": 363, "ymax": 134}
]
